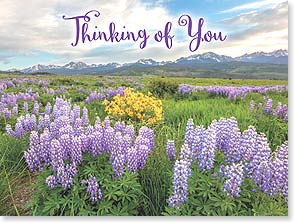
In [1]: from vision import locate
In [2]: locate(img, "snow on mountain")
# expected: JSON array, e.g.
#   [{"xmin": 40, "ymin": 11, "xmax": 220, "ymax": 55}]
[
  {"xmin": 63, "ymin": 61, "xmax": 89, "ymax": 69},
  {"xmin": 22, "ymin": 64, "xmax": 61, "ymax": 73},
  {"xmin": 136, "ymin": 59, "xmax": 165, "ymax": 66},
  {"xmin": 17, "ymin": 49, "xmax": 287, "ymax": 74},
  {"xmin": 236, "ymin": 50, "xmax": 288, "ymax": 64},
  {"xmin": 176, "ymin": 52, "xmax": 234, "ymax": 64}
]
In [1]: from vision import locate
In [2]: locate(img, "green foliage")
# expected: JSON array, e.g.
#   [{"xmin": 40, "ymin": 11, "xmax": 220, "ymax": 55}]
[
  {"xmin": 94, "ymin": 81, "xmax": 104, "ymax": 88},
  {"xmin": 25, "ymin": 154, "xmax": 143, "ymax": 216},
  {"xmin": 162, "ymin": 154, "xmax": 288, "ymax": 216},
  {"xmin": 0, "ymin": 135, "xmax": 29, "ymax": 215},
  {"xmin": 148, "ymin": 79, "xmax": 178, "ymax": 98}
]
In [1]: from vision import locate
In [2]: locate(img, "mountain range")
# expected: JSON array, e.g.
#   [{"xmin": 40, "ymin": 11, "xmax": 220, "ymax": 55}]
[{"xmin": 6, "ymin": 50, "xmax": 288, "ymax": 79}]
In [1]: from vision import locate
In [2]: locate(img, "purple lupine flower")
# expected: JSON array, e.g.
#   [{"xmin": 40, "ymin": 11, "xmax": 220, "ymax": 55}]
[
  {"xmin": 21, "ymin": 114, "xmax": 37, "ymax": 132},
  {"xmin": 180, "ymin": 143, "xmax": 191, "ymax": 160},
  {"xmin": 50, "ymin": 139, "xmax": 64, "ymax": 173},
  {"xmin": 121, "ymin": 134, "xmax": 132, "ymax": 156},
  {"xmin": 24, "ymin": 131, "xmax": 42, "ymax": 173},
  {"xmin": 15, "ymin": 119, "xmax": 25, "ymax": 138},
  {"xmin": 85, "ymin": 87, "xmax": 126, "ymax": 103},
  {"xmin": 45, "ymin": 102, "xmax": 52, "ymax": 115},
  {"xmin": 80, "ymin": 133, "xmax": 91, "ymax": 153},
  {"xmin": 212, "ymin": 172, "xmax": 219, "ymax": 178},
  {"xmin": 282, "ymin": 105, "xmax": 288, "ymax": 122},
  {"xmin": 253, "ymin": 149, "xmax": 287, "ymax": 199},
  {"xmin": 86, "ymin": 176, "xmax": 102, "ymax": 202},
  {"xmin": 134, "ymin": 135, "xmax": 149, "ymax": 150},
  {"xmin": 12, "ymin": 104, "xmax": 18, "ymax": 116},
  {"xmin": 240, "ymin": 126, "xmax": 258, "ymax": 163},
  {"xmin": 32, "ymin": 102, "xmax": 39, "ymax": 115},
  {"xmin": 81, "ymin": 107, "xmax": 89, "ymax": 126},
  {"xmin": 2, "ymin": 108, "xmax": 11, "ymax": 119},
  {"xmin": 211, "ymin": 118, "xmax": 227, "ymax": 152},
  {"xmin": 114, "ymin": 121, "xmax": 126, "ymax": 133},
  {"xmin": 39, "ymin": 128, "xmax": 51, "ymax": 166},
  {"xmin": 272, "ymin": 102, "xmax": 288, "ymax": 121},
  {"xmin": 91, "ymin": 124, "xmax": 105, "ymax": 156},
  {"xmin": 198, "ymin": 127, "xmax": 216, "ymax": 171},
  {"xmin": 57, "ymin": 166, "xmax": 74, "ymax": 190},
  {"xmin": 85, "ymin": 125, "xmax": 94, "ymax": 136},
  {"xmin": 104, "ymin": 127, "xmax": 115, "ymax": 153},
  {"xmin": 223, "ymin": 162, "xmax": 244, "ymax": 197},
  {"xmin": 137, "ymin": 144, "xmax": 149, "ymax": 170},
  {"xmin": 103, "ymin": 117, "xmax": 111, "ymax": 129},
  {"xmin": 94, "ymin": 117, "xmax": 101, "ymax": 128},
  {"xmin": 69, "ymin": 110, "xmax": 75, "ymax": 125},
  {"xmin": 73, "ymin": 104, "xmax": 80, "ymax": 121},
  {"xmin": 59, "ymin": 133, "xmax": 72, "ymax": 160},
  {"xmin": 7, "ymin": 95, "xmax": 157, "ymax": 194},
  {"xmin": 166, "ymin": 140, "xmax": 176, "ymax": 160},
  {"xmin": 178, "ymin": 84, "xmax": 288, "ymax": 100},
  {"xmin": 184, "ymin": 119, "xmax": 194, "ymax": 148},
  {"xmin": 65, "ymin": 162, "xmax": 78, "ymax": 178},
  {"xmin": 263, "ymin": 98, "xmax": 273, "ymax": 114},
  {"xmin": 74, "ymin": 126, "xmax": 84, "ymax": 137},
  {"xmin": 254, "ymin": 160, "xmax": 273, "ymax": 194},
  {"xmin": 6, "ymin": 124, "xmax": 17, "ymax": 138},
  {"xmin": 126, "ymin": 146, "xmax": 139, "ymax": 173},
  {"xmin": 178, "ymin": 84, "xmax": 196, "ymax": 94},
  {"xmin": 46, "ymin": 175, "xmax": 58, "ymax": 189},
  {"xmin": 91, "ymin": 127, "xmax": 104, "ymax": 156},
  {"xmin": 48, "ymin": 88, "xmax": 55, "ymax": 95},
  {"xmin": 71, "ymin": 136, "xmax": 83, "ymax": 164},
  {"xmin": 110, "ymin": 132, "xmax": 125, "ymax": 178},
  {"xmin": 123, "ymin": 125, "xmax": 135, "ymax": 140},
  {"xmin": 276, "ymin": 142, "xmax": 288, "ymax": 198},
  {"xmin": 24, "ymin": 102, "xmax": 28, "ymax": 113},
  {"xmin": 138, "ymin": 126, "xmax": 155, "ymax": 152},
  {"xmin": 246, "ymin": 133, "xmax": 271, "ymax": 177},
  {"xmin": 189, "ymin": 126, "xmax": 205, "ymax": 161},
  {"xmin": 44, "ymin": 114, "xmax": 51, "ymax": 128},
  {"xmin": 274, "ymin": 102, "xmax": 283, "ymax": 117},
  {"xmin": 168, "ymin": 159, "xmax": 190, "ymax": 208},
  {"xmin": 180, "ymin": 143, "xmax": 192, "ymax": 177},
  {"xmin": 224, "ymin": 118, "xmax": 242, "ymax": 163},
  {"xmin": 249, "ymin": 100, "xmax": 255, "ymax": 111}
]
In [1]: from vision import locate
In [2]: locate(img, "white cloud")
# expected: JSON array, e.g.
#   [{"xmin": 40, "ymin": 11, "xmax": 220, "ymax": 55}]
[
  {"xmin": 221, "ymin": 0, "xmax": 287, "ymax": 13},
  {"xmin": 213, "ymin": 1, "xmax": 288, "ymax": 56},
  {"xmin": 0, "ymin": 0, "xmax": 176, "ymax": 57}
]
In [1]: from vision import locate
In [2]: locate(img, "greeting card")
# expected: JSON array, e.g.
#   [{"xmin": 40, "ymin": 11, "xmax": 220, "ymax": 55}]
[{"xmin": 0, "ymin": 0, "xmax": 288, "ymax": 218}]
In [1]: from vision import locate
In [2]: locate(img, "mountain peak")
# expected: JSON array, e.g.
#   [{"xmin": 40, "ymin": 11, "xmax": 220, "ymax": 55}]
[
  {"xmin": 177, "ymin": 51, "xmax": 234, "ymax": 64},
  {"xmin": 63, "ymin": 61, "xmax": 89, "ymax": 69},
  {"xmin": 137, "ymin": 59, "xmax": 157, "ymax": 65},
  {"xmin": 17, "ymin": 49, "xmax": 287, "ymax": 74},
  {"xmin": 236, "ymin": 50, "xmax": 288, "ymax": 64}
]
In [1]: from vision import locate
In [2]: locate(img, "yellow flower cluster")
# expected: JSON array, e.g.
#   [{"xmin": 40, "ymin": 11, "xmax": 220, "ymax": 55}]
[{"xmin": 103, "ymin": 88, "xmax": 163, "ymax": 124}]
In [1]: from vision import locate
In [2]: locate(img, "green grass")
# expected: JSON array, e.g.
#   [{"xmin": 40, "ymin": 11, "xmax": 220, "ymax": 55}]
[
  {"xmin": 0, "ymin": 74, "xmax": 288, "ymax": 215},
  {"xmin": 0, "ymin": 135, "xmax": 30, "ymax": 215}
]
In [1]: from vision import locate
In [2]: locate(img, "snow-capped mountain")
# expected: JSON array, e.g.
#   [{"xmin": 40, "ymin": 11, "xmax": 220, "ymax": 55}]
[
  {"xmin": 236, "ymin": 50, "xmax": 288, "ymax": 64},
  {"xmin": 176, "ymin": 52, "xmax": 234, "ymax": 64},
  {"xmin": 63, "ymin": 61, "xmax": 90, "ymax": 69},
  {"xmin": 96, "ymin": 63, "xmax": 122, "ymax": 71},
  {"xmin": 22, "ymin": 64, "xmax": 61, "ymax": 73},
  {"xmin": 136, "ymin": 59, "xmax": 165, "ymax": 66},
  {"xmin": 15, "ymin": 49, "xmax": 287, "ymax": 74}
]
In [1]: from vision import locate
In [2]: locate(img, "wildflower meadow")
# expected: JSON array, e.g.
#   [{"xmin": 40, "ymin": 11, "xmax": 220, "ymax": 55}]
[{"xmin": 0, "ymin": 75, "xmax": 288, "ymax": 216}]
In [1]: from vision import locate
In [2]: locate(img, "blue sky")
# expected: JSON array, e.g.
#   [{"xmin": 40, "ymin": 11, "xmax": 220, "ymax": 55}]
[{"xmin": 0, "ymin": 0, "xmax": 288, "ymax": 70}]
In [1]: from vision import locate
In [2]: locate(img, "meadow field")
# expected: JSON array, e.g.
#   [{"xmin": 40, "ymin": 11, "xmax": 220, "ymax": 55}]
[{"xmin": 0, "ymin": 74, "xmax": 288, "ymax": 216}]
